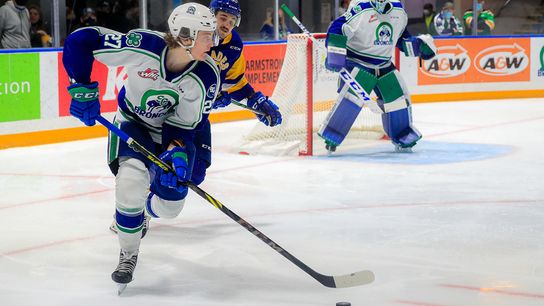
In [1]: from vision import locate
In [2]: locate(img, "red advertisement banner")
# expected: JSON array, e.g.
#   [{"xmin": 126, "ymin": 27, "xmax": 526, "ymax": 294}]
[
  {"xmin": 242, "ymin": 43, "xmax": 287, "ymax": 97},
  {"xmin": 418, "ymin": 37, "xmax": 531, "ymax": 85},
  {"xmin": 58, "ymin": 43, "xmax": 287, "ymax": 115},
  {"xmin": 58, "ymin": 53, "xmax": 122, "ymax": 116}
]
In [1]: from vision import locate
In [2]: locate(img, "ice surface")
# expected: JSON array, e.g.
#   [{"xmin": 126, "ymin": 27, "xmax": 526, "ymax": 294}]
[{"xmin": 1, "ymin": 99, "xmax": 543, "ymax": 305}]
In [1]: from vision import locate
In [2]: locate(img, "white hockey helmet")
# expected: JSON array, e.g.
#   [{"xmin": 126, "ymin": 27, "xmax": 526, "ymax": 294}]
[
  {"xmin": 370, "ymin": 0, "xmax": 390, "ymax": 14},
  {"xmin": 168, "ymin": 3, "xmax": 218, "ymax": 49}
]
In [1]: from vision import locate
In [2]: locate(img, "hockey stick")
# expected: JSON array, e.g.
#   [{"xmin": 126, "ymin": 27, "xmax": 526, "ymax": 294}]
[
  {"xmin": 229, "ymin": 99, "xmax": 267, "ymax": 116},
  {"xmin": 280, "ymin": 4, "xmax": 386, "ymax": 113},
  {"xmin": 96, "ymin": 115, "xmax": 375, "ymax": 288}
]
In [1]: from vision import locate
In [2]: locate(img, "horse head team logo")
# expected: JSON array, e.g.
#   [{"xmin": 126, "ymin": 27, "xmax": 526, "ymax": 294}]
[
  {"xmin": 420, "ymin": 44, "xmax": 470, "ymax": 78},
  {"xmin": 374, "ymin": 22, "xmax": 393, "ymax": 46},
  {"xmin": 135, "ymin": 90, "xmax": 179, "ymax": 119},
  {"xmin": 474, "ymin": 43, "xmax": 528, "ymax": 76},
  {"xmin": 207, "ymin": 84, "xmax": 217, "ymax": 99},
  {"xmin": 147, "ymin": 97, "xmax": 172, "ymax": 112}
]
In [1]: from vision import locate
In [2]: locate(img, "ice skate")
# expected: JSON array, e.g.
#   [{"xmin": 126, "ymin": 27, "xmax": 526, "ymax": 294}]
[
  {"xmin": 325, "ymin": 140, "xmax": 337, "ymax": 156},
  {"xmin": 111, "ymin": 250, "xmax": 138, "ymax": 295}
]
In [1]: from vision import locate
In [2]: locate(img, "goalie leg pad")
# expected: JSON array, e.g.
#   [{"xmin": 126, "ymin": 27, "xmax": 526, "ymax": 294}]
[
  {"xmin": 382, "ymin": 107, "xmax": 422, "ymax": 148},
  {"xmin": 318, "ymin": 65, "xmax": 377, "ymax": 147},
  {"xmin": 318, "ymin": 95, "xmax": 363, "ymax": 146},
  {"xmin": 376, "ymin": 70, "xmax": 410, "ymax": 112}
]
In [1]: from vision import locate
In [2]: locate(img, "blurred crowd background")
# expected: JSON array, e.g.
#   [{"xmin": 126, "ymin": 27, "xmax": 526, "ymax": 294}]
[{"xmin": 1, "ymin": 0, "xmax": 543, "ymax": 49}]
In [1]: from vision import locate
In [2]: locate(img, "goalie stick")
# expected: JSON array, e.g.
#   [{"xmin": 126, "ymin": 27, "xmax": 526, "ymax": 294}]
[
  {"xmin": 280, "ymin": 4, "xmax": 389, "ymax": 114},
  {"xmin": 96, "ymin": 115, "xmax": 375, "ymax": 288}
]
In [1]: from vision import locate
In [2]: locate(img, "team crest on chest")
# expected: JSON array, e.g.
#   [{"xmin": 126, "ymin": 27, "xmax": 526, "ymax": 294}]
[
  {"xmin": 374, "ymin": 22, "xmax": 393, "ymax": 46},
  {"xmin": 134, "ymin": 89, "xmax": 179, "ymax": 119}
]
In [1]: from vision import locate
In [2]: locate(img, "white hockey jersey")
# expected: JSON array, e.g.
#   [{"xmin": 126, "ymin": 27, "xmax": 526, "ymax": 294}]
[
  {"xmin": 63, "ymin": 27, "xmax": 220, "ymax": 143},
  {"xmin": 329, "ymin": 0, "xmax": 409, "ymax": 67}
]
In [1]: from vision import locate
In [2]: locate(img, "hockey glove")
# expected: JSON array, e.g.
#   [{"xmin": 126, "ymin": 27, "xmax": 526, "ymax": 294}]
[
  {"xmin": 325, "ymin": 33, "xmax": 347, "ymax": 72},
  {"xmin": 402, "ymin": 34, "xmax": 437, "ymax": 61},
  {"xmin": 150, "ymin": 146, "xmax": 190, "ymax": 201},
  {"xmin": 247, "ymin": 92, "xmax": 282, "ymax": 127},
  {"xmin": 67, "ymin": 82, "xmax": 101, "ymax": 126},
  {"xmin": 212, "ymin": 92, "xmax": 232, "ymax": 109}
]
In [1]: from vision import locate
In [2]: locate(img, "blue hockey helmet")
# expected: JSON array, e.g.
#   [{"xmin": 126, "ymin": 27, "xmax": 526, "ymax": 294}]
[{"xmin": 210, "ymin": 0, "xmax": 241, "ymax": 27}]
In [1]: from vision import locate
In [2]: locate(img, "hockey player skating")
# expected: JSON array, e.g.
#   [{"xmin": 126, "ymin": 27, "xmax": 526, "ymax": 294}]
[
  {"xmin": 319, "ymin": 0, "xmax": 436, "ymax": 153},
  {"xmin": 208, "ymin": 0, "xmax": 282, "ymax": 123},
  {"xmin": 108, "ymin": 0, "xmax": 282, "ymax": 235},
  {"xmin": 180, "ymin": 0, "xmax": 282, "ymax": 191},
  {"xmin": 62, "ymin": 3, "xmax": 220, "ymax": 293}
]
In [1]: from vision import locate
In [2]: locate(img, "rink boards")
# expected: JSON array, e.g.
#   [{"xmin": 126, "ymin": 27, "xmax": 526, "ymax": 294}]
[{"xmin": 1, "ymin": 35, "xmax": 543, "ymax": 148}]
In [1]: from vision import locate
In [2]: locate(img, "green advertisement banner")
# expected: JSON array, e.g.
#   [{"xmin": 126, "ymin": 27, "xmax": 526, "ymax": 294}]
[{"xmin": 0, "ymin": 53, "xmax": 40, "ymax": 122}]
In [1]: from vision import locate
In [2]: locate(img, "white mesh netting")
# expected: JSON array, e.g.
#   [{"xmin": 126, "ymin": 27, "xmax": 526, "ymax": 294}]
[{"xmin": 239, "ymin": 34, "xmax": 385, "ymax": 156}]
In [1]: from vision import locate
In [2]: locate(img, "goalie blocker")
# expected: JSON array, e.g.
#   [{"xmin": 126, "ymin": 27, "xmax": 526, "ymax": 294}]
[{"xmin": 318, "ymin": 63, "xmax": 421, "ymax": 151}]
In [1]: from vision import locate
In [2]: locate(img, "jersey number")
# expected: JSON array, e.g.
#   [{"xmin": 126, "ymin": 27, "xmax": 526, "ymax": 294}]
[{"xmin": 104, "ymin": 34, "xmax": 122, "ymax": 49}]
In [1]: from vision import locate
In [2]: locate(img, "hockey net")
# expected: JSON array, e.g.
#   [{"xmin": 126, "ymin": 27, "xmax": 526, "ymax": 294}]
[{"xmin": 239, "ymin": 33, "xmax": 385, "ymax": 156}]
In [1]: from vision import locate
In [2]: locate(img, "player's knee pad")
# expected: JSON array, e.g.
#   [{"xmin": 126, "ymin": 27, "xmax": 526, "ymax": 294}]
[
  {"xmin": 115, "ymin": 157, "xmax": 150, "ymax": 212},
  {"xmin": 318, "ymin": 94, "xmax": 363, "ymax": 146},
  {"xmin": 145, "ymin": 192, "xmax": 185, "ymax": 219},
  {"xmin": 382, "ymin": 107, "xmax": 422, "ymax": 148}
]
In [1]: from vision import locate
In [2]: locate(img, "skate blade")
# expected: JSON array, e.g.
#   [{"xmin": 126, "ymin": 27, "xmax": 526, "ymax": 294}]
[
  {"xmin": 117, "ymin": 284, "xmax": 127, "ymax": 295},
  {"xmin": 395, "ymin": 146, "xmax": 413, "ymax": 153}
]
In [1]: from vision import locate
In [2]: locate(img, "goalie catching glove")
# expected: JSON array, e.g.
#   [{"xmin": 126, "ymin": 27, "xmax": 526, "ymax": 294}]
[
  {"xmin": 150, "ymin": 145, "xmax": 190, "ymax": 201},
  {"xmin": 67, "ymin": 81, "xmax": 101, "ymax": 126},
  {"xmin": 401, "ymin": 34, "xmax": 437, "ymax": 60},
  {"xmin": 247, "ymin": 92, "xmax": 282, "ymax": 127}
]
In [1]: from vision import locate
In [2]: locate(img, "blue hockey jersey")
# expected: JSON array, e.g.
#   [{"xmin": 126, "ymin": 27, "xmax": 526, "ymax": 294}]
[{"xmin": 209, "ymin": 30, "xmax": 254, "ymax": 100}]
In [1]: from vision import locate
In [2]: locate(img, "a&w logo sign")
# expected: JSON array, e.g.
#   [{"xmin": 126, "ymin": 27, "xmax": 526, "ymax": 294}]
[
  {"xmin": 420, "ymin": 44, "xmax": 470, "ymax": 78},
  {"xmin": 474, "ymin": 43, "xmax": 528, "ymax": 76}
]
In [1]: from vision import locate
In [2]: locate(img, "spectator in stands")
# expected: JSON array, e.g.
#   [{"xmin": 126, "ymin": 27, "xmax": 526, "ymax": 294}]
[
  {"xmin": 28, "ymin": 4, "xmax": 52, "ymax": 47},
  {"xmin": 73, "ymin": 7, "xmax": 98, "ymax": 31},
  {"xmin": 125, "ymin": 0, "xmax": 140, "ymax": 29},
  {"xmin": 464, "ymin": 0, "xmax": 495, "ymax": 35},
  {"xmin": 260, "ymin": 8, "xmax": 290, "ymax": 40},
  {"xmin": 105, "ymin": 0, "xmax": 138, "ymax": 33},
  {"xmin": 96, "ymin": 0, "xmax": 113, "ymax": 28},
  {"xmin": 66, "ymin": 5, "xmax": 77, "ymax": 34},
  {"xmin": 422, "ymin": 3, "xmax": 436, "ymax": 34},
  {"xmin": 338, "ymin": 0, "xmax": 351, "ymax": 16},
  {"xmin": 0, "ymin": 0, "xmax": 31, "ymax": 49},
  {"xmin": 430, "ymin": 2, "xmax": 463, "ymax": 36}
]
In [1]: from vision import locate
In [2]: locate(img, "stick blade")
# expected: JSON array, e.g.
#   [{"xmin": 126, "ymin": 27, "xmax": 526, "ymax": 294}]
[{"xmin": 332, "ymin": 270, "xmax": 375, "ymax": 288}]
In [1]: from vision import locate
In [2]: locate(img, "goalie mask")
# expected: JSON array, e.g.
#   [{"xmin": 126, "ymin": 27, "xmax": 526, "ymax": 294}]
[
  {"xmin": 168, "ymin": 3, "xmax": 219, "ymax": 49},
  {"xmin": 370, "ymin": 0, "xmax": 390, "ymax": 14},
  {"xmin": 210, "ymin": 0, "xmax": 242, "ymax": 27}
]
